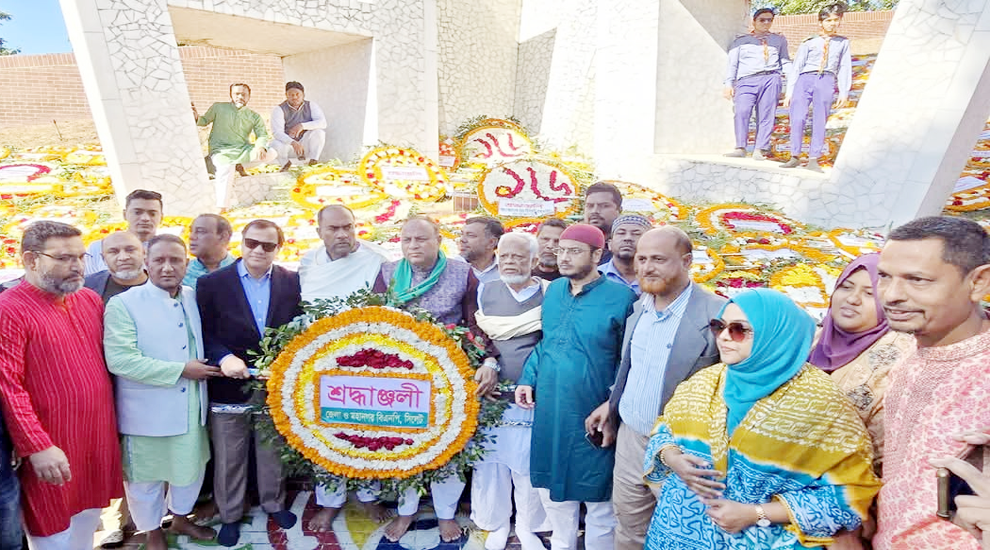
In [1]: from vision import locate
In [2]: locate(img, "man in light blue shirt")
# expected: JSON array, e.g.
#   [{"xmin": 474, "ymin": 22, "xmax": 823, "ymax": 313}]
[
  {"xmin": 585, "ymin": 226, "xmax": 726, "ymax": 550},
  {"xmin": 598, "ymin": 214, "xmax": 651, "ymax": 296}
]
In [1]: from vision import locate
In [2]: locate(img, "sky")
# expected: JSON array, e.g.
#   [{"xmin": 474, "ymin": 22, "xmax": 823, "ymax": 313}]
[{"xmin": 1, "ymin": 0, "xmax": 72, "ymax": 54}]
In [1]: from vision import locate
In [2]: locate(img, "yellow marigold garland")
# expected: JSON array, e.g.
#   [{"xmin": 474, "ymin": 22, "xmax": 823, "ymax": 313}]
[
  {"xmin": 359, "ymin": 146, "xmax": 450, "ymax": 202},
  {"xmin": 476, "ymin": 158, "xmax": 582, "ymax": 218},
  {"xmin": 266, "ymin": 306, "xmax": 479, "ymax": 479},
  {"xmin": 290, "ymin": 166, "xmax": 389, "ymax": 211}
]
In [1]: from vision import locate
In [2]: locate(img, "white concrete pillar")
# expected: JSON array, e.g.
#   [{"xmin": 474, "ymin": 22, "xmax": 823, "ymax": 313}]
[
  {"xmin": 59, "ymin": 0, "xmax": 213, "ymax": 216},
  {"xmin": 653, "ymin": 0, "xmax": 745, "ymax": 154},
  {"xmin": 282, "ymin": 39, "xmax": 376, "ymax": 162},
  {"xmin": 593, "ymin": 0, "xmax": 659, "ymax": 177},
  {"xmin": 829, "ymin": 0, "xmax": 990, "ymax": 228}
]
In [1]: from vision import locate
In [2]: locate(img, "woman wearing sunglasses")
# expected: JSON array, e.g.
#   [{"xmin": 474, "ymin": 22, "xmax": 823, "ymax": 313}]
[{"xmin": 642, "ymin": 288, "xmax": 880, "ymax": 549}]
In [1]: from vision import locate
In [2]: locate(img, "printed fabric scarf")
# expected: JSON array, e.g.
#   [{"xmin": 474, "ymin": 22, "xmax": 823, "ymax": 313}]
[{"xmin": 390, "ymin": 251, "xmax": 447, "ymax": 305}]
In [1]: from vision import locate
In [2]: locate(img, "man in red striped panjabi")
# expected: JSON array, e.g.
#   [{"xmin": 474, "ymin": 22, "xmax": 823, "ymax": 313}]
[{"xmin": 0, "ymin": 221, "xmax": 123, "ymax": 549}]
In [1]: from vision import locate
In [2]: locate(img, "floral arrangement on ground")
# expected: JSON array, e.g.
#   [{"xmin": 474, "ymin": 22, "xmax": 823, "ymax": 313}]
[{"xmin": 248, "ymin": 287, "xmax": 507, "ymax": 497}]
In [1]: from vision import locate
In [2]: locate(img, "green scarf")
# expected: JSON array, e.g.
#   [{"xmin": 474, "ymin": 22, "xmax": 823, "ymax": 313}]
[{"xmin": 390, "ymin": 251, "xmax": 447, "ymax": 305}]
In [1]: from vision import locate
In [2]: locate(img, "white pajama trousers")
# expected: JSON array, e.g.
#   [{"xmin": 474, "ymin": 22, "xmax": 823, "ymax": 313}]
[
  {"xmin": 471, "ymin": 462, "xmax": 547, "ymax": 550},
  {"xmin": 271, "ymin": 129, "xmax": 326, "ymax": 166},
  {"xmin": 315, "ymin": 480, "xmax": 380, "ymax": 509},
  {"xmin": 397, "ymin": 476, "xmax": 464, "ymax": 520},
  {"xmin": 26, "ymin": 507, "xmax": 102, "ymax": 550},
  {"xmin": 537, "ymin": 488, "xmax": 616, "ymax": 550},
  {"xmin": 124, "ymin": 472, "xmax": 205, "ymax": 532},
  {"xmin": 212, "ymin": 148, "xmax": 278, "ymax": 208}
]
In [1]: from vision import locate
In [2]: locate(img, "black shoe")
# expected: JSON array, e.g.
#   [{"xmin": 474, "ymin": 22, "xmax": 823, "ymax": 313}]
[
  {"xmin": 723, "ymin": 148, "xmax": 746, "ymax": 158},
  {"xmin": 780, "ymin": 158, "xmax": 800, "ymax": 169}
]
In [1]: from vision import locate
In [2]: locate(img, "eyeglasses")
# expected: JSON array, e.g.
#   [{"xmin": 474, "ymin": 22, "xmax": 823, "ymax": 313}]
[
  {"xmin": 552, "ymin": 247, "xmax": 589, "ymax": 257},
  {"xmin": 709, "ymin": 319, "xmax": 753, "ymax": 342},
  {"xmin": 243, "ymin": 238, "xmax": 279, "ymax": 253},
  {"xmin": 33, "ymin": 251, "xmax": 88, "ymax": 265}
]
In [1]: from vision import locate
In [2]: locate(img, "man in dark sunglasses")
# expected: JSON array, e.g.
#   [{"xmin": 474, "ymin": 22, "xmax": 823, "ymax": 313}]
[
  {"xmin": 195, "ymin": 219, "xmax": 302, "ymax": 547},
  {"xmin": 585, "ymin": 226, "xmax": 726, "ymax": 550}
]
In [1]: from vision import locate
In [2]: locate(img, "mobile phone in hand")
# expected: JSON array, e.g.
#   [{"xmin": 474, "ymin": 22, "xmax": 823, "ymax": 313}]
[
  {"xmin": 937, "ymin": 467, "xmax": 975, "ymax": 519},
  {"xmin": 585, "ymin": 430, "xmax": 604, "ymax": 448}
]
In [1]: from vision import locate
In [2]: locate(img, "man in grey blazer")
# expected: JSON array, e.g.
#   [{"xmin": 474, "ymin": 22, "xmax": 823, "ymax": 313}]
[{"xmin": 585, "ymin": 226, "xmax": 726, "ymax": 550}]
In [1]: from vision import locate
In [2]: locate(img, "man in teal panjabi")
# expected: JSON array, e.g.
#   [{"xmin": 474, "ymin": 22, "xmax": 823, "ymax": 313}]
[
  {"xmin": 515, "ymin": 223, "xmax": 636, "ymax": 550},
  {"xmin": 193, "ymin": 83, "xmax": 277, "ymax": 209}
]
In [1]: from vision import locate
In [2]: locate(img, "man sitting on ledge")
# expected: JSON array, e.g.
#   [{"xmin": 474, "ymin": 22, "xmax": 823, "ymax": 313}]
[
  {"xmin": 270, "ymin": 81, "xmax": 327, "ymax": 171},
  {"xmin": 193, "ymin": 83, "xmax": 276, "ymax": 209}
]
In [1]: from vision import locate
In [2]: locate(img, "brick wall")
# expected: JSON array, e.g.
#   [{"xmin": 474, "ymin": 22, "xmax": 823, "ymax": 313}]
[
  {"xmin": 0, "ymin": 11, "xmax": 893, "ymax": 129},
  {"xmin": 180, "ymin": 47, "xmax": 286, "ymax": 123},
  {"xmin": 772, "ymin": 10, "xmax": 894, "ymax": 54},
  {"xmin": 0, "ymin": 46, "xmax": 285, "ymax": 128},
  {"xmin": 0, "ymin": 53, "xmax": 92, "ymax": 127}
]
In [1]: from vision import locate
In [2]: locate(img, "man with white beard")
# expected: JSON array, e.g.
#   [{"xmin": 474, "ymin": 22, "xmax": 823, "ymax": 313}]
[{"xmin": 471, "ymin": 232, "xmax": 548, "ymax": 550}]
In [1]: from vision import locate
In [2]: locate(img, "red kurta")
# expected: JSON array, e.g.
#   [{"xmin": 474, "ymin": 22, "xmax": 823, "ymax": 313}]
[{"xmin": 0, "ymin": 282, "xmax": 123, "ymax": 536}]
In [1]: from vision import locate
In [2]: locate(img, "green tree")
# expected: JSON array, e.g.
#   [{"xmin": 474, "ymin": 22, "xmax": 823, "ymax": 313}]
[
  {"xmin": 751, "ymin": 0, "xmax": 897, "ymax": 15},
  {"xmin": 0, "ymin": 10, "xmax": 20, "ymax": 56}
]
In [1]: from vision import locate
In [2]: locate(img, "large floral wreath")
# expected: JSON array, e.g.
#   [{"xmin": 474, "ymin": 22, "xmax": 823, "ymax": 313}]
[{"xmin": 250, "ymin": 288, "xmax": 506, "ymax": 496}]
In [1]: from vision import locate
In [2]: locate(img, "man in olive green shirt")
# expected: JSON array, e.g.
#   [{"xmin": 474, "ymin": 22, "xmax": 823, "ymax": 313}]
[{"xmin": 193, "ymin": 83, "xmax": 277, "ymax": 209}]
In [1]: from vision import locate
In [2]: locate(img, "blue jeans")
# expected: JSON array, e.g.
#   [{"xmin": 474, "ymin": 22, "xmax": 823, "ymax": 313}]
[{"xmin": 0, "ymin": 432, "xmax": 23, "ymax": 550}]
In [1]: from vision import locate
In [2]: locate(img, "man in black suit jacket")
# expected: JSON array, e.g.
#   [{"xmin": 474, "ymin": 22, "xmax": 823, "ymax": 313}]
[{"xmin": 196, "ymin": 219, "xmax": 302, "ymax": 548}]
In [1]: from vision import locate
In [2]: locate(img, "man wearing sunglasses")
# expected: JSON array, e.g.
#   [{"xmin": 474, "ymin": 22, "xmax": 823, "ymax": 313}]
[
  {"xmin": 515, "ymin": 223, "xmax": 637, "ymax": 550},
  {"xmin": 196, "ymin": 219, "xmax": 302, "ymax": 547},
  {"xmin": 585, "ymin": 226, "xmax": 725, "ymax": 550},
  {"xmin": 723, "ymin": 8, "xmax": 791, "ymax": 160}
]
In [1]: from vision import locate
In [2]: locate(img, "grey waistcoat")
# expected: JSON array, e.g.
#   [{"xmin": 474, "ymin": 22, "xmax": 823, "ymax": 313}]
[
  {"xmin": 279, "ymin": 100, "xmax": 313, "ymax": 133},
  {"xmin": 381, "ymin": 258, "xmax": 471, "ymax": 326},
  {"xmin": 479, "ymin": 281, "xmax": 544, "ymax": 383}
]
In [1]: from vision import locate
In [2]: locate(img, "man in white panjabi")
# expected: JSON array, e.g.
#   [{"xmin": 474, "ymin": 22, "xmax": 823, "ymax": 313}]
[
  {"xmin": 300, "ymin": 204, "xmax": 392, "ymax": 530},
  {"xmin": 471, "ymin": 232, "xmax": 549, "ymax": 550},
  {"xmin": 270, "ymin": 81, "xmax": 327, "ymax": 170},
  {"xmin": 298, "ymin": 204, "xmax": 388, "ymax": 303},
  {"xmin": 103, "ymin": 234, "xmax": 221, "ymax": 549}
]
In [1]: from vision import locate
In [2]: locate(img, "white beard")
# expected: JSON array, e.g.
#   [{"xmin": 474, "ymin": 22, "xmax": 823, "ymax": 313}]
[
  {"xmin": 113, "ymin": 268, "xmax": 144, "ymax": 281},
  {"xmin": 500, "ymin": 273, "xmax": 531, "ymax": 285}
]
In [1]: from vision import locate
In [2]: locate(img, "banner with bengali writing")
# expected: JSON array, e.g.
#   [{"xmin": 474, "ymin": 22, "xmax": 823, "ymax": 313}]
[{"xmin": 319, "ymin": 375, "xmax": 431, "ymax": 428}]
